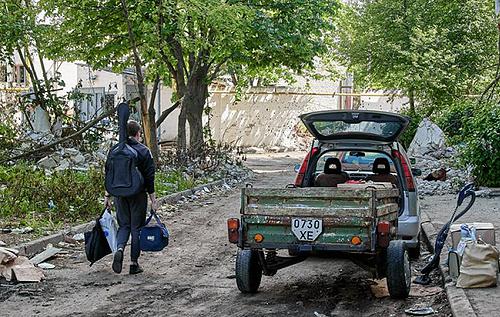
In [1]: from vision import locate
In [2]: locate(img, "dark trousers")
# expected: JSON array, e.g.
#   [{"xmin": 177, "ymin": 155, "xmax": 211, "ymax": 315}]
[{"xmin": 114, "ymin": 192, "xmax": 147, "ymax": 262}]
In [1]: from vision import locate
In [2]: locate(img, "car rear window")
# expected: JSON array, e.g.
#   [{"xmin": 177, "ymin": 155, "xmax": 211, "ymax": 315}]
[{"xmin": 311, "ymin": 121, "xmax": 403, "ymax": 140}]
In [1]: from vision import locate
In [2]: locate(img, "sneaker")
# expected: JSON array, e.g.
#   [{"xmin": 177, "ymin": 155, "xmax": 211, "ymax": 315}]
[
  {"xmin": 129, "ymin": 263, "xmax": 144, "ymax": 275},
  {"xmin": 112, "ymin": 249, "xmax": 123, "ymax": 274}
]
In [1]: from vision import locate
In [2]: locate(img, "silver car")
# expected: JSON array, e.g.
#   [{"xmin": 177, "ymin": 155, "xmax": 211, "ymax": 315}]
[{"xmin": 294, "ymin": 110, "xmax": 421, "ymax": 258}]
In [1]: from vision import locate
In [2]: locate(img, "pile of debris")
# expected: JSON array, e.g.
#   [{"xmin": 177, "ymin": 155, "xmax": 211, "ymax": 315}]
[
  {"xmin": 408, "ymin": 118, "xmax": 470, "ymax": 196},
  {"xmin": 0, "ymin": 242, "xmax": 45, "ymax": 283},
  {"xmin": 36, "ymin": 141, "xmax": 113, "ymax": 172}
]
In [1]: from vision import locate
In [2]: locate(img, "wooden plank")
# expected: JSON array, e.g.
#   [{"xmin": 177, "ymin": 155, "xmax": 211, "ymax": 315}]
[
  {"xmin": 243, "ymin": 187, "xmax": 399, "ymax": 199},
  {"xmin": 244, "ymin": 187, "xmax": 376, "ymax": 199},
  {"xmin": 29, "ymin": 246, "xmax": 61, "ymax": 265},
  {"xmin": 244, "ymin": 206, "xmax": 372, "ymax": 217}
]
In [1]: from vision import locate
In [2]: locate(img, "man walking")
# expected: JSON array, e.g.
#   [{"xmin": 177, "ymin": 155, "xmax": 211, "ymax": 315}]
[{"xmin": 104, "ymin": 120, "xmax": 157, "ymax": 274}]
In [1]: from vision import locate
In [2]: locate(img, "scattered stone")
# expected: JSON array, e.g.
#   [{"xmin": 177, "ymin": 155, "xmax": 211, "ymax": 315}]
[
  {"xmin": 73, "ymin": 233, "xmax": 85, "ymax": 241},
  {"xmin": 11, "ymin": 227, "xmax": 34, "ymax": 234},
  {"xmin": 37, "ymin": 156, "xmax": 58, "ymax": 169},
  {"xmin": 70, "ymin": 153, "xmax": 86, "ymax": 165},
  {"xmin": 37, "ymin": 262, "xmax": 55, "ymax": 270},
  {"xmin": 63, "ymin": 148, "xmax": 80, "ymax": 156}
]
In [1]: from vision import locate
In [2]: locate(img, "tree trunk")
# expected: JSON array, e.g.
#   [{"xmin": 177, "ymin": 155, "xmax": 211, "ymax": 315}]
[
  {"xmin": 120, "ymin": 0, "xmax": 159, "ymax": 164},
  {"xmin": 185, "ymin": 79, "xmax": 208, "ymax": 153},
  {"xmin": 177, "ymin": 103, "xmax": 187, "ymax": 151},
  {"xmin": 408, "ymin": 89, "xmax": 416, "ymax": 115}
]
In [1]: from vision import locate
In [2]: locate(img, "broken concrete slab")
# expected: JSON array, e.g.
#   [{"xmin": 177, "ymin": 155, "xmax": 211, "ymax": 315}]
[
  {"xmin": 1, "ymin": 256, "xmax": 45, "ymax": 282},
  {"xmin": 29, "ymin": 246, "xmax": 61, "ymax": 265},
  {"xmin": 37, "ymin": 156, "xmax": 58, "ymax": 169},
  {"xmin": 408, "ymin": 118, "xmax": 446, "ymax": 158},
  {"xmin": 0, "ymin": 248, "xmax": 17, "ymax": 264}
]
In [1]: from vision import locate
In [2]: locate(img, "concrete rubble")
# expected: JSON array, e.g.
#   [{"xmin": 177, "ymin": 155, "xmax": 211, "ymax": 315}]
[
  {"xmin": 408, "ymin": 118, "xmax": 470, "ymax": 196},
  {"xmin": 0, "ymin": 246, "xmax": 45, "ymax": 283},
  {"xmin": 35, "ymin": 140, "xmax": 114, "ymax": 172}
]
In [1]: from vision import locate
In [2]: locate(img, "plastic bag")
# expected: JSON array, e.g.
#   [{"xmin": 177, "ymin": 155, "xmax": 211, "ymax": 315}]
[
  {"xmin": 456, "ymin": 239, "xmax": 499, "ymax": 288},
  {"xmin": 99, "ymin": 208, "xmax": 118, "ymax": 252}
]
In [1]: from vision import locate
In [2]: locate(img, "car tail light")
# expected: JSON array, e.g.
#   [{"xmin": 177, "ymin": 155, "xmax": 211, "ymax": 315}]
[
  {"xmin": 227, "ymin": 218, "xmax": 240, "ymax": 243},
  {"xmin": 392, "ymin": 149, "xmax": 415, "ymax": 192},
  {"xmin": 294, "ymin": 146, "xmax": 319, "ymax": 186},
  {"xmin": 377, "ymin": 221, "xmax": 391, "ymax": 247}
]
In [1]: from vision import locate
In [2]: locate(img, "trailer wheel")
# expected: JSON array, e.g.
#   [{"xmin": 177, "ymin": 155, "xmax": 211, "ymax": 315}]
[
  {"xmin": 236, "ymin": 249, "xmax": 262, "ymax": 293},
  {"xmin": 386, "ymin": 240, "xmax": 411, "ymax": 299}
]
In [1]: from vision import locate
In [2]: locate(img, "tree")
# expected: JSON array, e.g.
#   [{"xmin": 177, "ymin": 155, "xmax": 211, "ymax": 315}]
[
  {"xmin": 334, "ymin": 0, "xmax": 497, "ymax": 115},
  {"xmin": 41, "ymin": 0, "xmax": 338, "ymax": 156},
  {"xmin": 0, "ymin": 0, "xmax": 60, "ymax": 115}
]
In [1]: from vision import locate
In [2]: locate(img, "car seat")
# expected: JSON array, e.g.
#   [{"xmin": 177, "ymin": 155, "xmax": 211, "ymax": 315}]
[
  {"xmin": 367, "ymin": 157, "xmax": 398, "ymax": 186},
  {"xmin": 315, "ymin": 158, "xmax": 349, "ymax": 187}
]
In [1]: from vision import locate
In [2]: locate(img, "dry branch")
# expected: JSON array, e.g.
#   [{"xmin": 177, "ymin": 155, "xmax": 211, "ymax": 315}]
[{"xmin": 5, "ymin": 98, "xmax": 139, "ymax": 163}]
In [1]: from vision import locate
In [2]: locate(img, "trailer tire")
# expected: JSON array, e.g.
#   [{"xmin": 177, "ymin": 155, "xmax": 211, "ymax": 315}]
[
  {"xmin": 386, "ymin": 240, "xmax": 411, "ymax": 299},
  {"xmin": 236, "ymin": 249, "xmax": 262, "ymax": 293}
]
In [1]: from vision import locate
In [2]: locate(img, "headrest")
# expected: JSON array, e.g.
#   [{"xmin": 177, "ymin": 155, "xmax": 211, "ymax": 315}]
[
  {"xmin": 373, "ymin": 157, "xmax": 390, "ymax": 174},
  {"xmin": 324, "ymin": 158, "xmax": 342, "ymax": 174}
]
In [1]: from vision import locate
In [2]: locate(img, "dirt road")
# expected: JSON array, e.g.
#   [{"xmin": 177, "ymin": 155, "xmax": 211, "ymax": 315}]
[{"xmin": 1, "ymin": 153, "xmax": 450, "ymax": 316}]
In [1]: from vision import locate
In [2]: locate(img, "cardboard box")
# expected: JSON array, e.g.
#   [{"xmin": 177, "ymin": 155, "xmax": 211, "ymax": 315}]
[{"xmin": 450, "ymin": 222, "xmax": 496, "ymax": 249}]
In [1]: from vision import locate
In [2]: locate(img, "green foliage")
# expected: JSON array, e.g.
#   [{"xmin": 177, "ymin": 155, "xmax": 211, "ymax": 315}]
[
  {"xmin": 334, "ymin": 0, "xmax": 497, "ymax": 112},
  {"xmin": 155, "ymin": 169, "xmax": 201, "ymax": 197},
  {"xmin": 0, "ymin": 165, "xmax": 104, "ymax": 227},
  {"xmin": 434, "ymin": 100, "xmax": 476, "ymax": 143},
  {"xmin": 458, "ymin": 102, "xmax": 500, "ymax": 187}
]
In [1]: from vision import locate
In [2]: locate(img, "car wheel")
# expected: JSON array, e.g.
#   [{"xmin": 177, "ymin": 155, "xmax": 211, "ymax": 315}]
[
  {"xmin": 386, "ymin": 240, "xmax": 411, "ymax": 299},
  {"xmin": 236, "ymin": 249, "xmax": 262, "ymax": 293}
]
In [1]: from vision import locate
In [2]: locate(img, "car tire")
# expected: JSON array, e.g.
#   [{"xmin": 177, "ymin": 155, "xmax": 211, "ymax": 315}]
[
  {"xmin": 236, "ymin": 249, "xmax": 262, "ymax": 293},
  {"xmin": 386, "ymin": 240, "xmax": 411, "ymax": 299}
]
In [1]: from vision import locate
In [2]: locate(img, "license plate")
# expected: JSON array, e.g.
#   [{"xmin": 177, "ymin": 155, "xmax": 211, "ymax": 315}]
[{"xmin": 291, "ymin": 218, "xmax": 323, "ymax": 242}]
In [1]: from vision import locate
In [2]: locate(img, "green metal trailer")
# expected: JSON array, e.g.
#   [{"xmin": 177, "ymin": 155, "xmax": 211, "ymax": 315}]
[{"xmin": 227, "ymin": 186, "xmax": 412, "ymax": 299}]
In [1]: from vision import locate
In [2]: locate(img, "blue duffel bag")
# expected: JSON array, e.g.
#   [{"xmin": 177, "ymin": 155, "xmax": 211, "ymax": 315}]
[{"xmin": 140, "ymin": 210, "xmax": 169, "ymax": 252}]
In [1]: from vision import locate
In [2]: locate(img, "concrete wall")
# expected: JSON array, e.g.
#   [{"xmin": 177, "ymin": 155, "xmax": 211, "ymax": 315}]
[{"xmin": 207, "ymin": 87, "xmax": 339, "ymax": 149}]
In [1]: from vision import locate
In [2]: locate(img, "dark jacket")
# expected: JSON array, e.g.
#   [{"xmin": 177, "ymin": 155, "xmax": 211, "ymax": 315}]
[{"xmin": 127, "ymin": 137, "xmax": 155, "ymax": 194}]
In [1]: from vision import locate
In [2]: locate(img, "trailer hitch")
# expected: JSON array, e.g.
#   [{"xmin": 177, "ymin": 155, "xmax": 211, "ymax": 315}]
[{"xmin": 257, "ymin": 250, "xmax": 307, "ymax": 276}]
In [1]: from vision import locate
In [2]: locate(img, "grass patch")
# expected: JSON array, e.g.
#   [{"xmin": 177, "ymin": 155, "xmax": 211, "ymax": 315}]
[
  {"xmin": 0, "ymin": 164, "xmax": 104, "ymax": 231},
  {"xmin": 155, "ymin": 169, "xmax": 209, "ymax": 197},
  {"xmin": 0, "ymin": 165, "xmax": 213, "ymax": 230}
]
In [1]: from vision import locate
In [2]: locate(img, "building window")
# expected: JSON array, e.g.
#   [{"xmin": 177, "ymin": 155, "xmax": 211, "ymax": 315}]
[
  {"xmin": 0, "ymin": 64, "xmax": 7, "ymax": 83},
  {"xmin": 13, "ymin": 65, "xmax": 26, "ymax": 84}
]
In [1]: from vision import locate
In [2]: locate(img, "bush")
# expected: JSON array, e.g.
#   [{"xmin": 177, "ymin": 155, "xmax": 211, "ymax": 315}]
[
  {"xmin": 0, "ymin": 165, "xmax": 104, "ymax": 228},
  {"xmin": 459, "ymin": 102, "xmax": 500, "ymax": 187},
  {"xmin": 434, "ymin": 100, "xmax": 476, "ymax": 144}
]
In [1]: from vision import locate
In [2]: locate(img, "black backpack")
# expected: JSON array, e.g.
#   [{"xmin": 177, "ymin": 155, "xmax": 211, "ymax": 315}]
[{"xmin": 104, "ymin": 102, "xmax": 145, "ymax": 197}]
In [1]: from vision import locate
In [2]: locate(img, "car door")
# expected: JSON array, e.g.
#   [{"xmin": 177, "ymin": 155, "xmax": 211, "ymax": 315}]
[{"xmin": 299, "ymin": 110, "xmax": 409, "ymax": 143}]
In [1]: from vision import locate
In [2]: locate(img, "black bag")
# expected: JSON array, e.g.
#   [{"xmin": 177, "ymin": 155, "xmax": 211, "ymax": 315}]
[
  {"xmin": 104, "ymin": 102, "xmax": 144, "ymax": 197},
  {"xmin": 84, "ymin": 210, "xmax": 112, "ymax": 266},
  {"xmin": 140, "ymin": 210, "xmax": 169, "ymax": 252}
]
